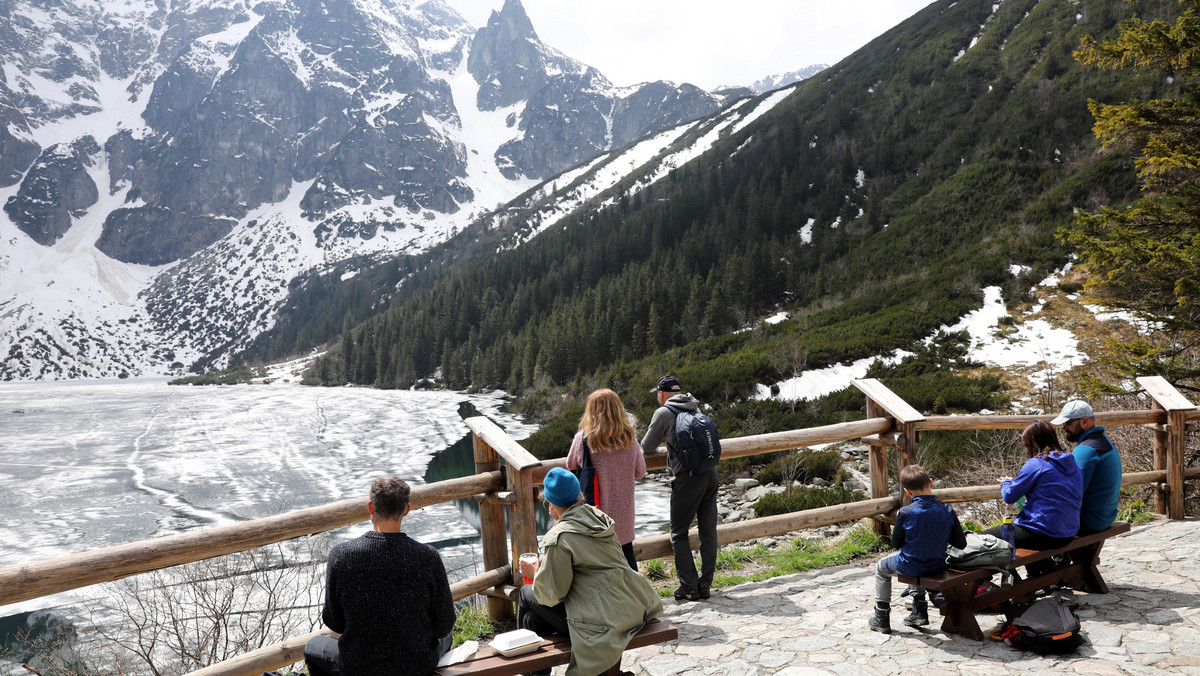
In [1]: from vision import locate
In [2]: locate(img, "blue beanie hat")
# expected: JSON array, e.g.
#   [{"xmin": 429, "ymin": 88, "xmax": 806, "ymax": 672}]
[{"xmin": 543, "ymin": 467, "xmax": 580, "ymax": 507}]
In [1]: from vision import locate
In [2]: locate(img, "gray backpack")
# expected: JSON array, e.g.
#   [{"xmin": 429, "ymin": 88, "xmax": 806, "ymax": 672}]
[{"xmin": 946, "ymin": 532, "xmax": 1014, "ymax": 569}]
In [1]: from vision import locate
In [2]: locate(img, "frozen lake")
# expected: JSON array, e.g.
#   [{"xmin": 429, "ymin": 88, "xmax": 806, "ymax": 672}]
[{"xmin": 0, "ymin": 379, "xmax": 671, "ymax": 619}]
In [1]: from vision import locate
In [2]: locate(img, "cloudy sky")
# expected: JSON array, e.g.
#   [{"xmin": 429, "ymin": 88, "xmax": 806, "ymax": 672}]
[{"xmin": 452, "ymin": 0, "xmax": 938, "ymax": 90}]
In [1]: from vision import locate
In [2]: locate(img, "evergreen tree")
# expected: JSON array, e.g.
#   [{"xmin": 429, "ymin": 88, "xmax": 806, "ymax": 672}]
[{"xmin": 1070, "ymin": 1, "xmax": 1200, "ymax": 386}]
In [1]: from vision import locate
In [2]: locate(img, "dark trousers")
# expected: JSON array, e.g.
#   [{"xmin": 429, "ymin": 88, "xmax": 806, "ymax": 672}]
[
  {"xmin": 304, "ymin": 632, "xmax": 452, "ymax": 676},
  {"xmin": 983, "ymin": 523, "xmax": 1074, "ymax": 550},
  {"xmin": 517, "ymin": 583, "xmax": 569, "ymax": 636},
  {"xmin": 670, "ymin": 468, "xmax": 719, "ymax": 591},
  {"xmin": 1077, "ymin": 522, "xmax": 1110, "ymax": 536},
  {"xmin": 622, "ymin": 541, "xmax": 638, "ymax": 571}
]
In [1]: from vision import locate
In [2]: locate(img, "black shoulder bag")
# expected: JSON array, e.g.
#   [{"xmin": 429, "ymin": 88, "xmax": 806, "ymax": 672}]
[{"xmin": 574, "ymin": 437, "xmax": 600, "ymax": 507}]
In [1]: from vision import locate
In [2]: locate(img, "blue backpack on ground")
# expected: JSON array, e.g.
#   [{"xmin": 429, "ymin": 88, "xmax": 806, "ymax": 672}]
[{"xmin": 666, "ymin": 405, "xmax": 721, "ymax": 472}]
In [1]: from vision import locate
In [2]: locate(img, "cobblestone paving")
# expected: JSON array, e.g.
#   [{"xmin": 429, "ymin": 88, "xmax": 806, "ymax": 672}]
[{"xmin": 613, "ymin": 518, "xmax": 1200, "ymax": 675}]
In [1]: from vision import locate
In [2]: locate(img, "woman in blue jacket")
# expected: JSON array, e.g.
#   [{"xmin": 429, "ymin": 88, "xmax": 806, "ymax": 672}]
[{"xmin": 986, "ymin": 421, "xmax": 1083, "ymax": 549}]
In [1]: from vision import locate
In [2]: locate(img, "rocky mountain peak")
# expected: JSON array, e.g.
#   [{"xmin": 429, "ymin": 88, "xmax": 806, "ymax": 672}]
[
  {"xmin": 467, "ymin": 0, "xmax": 579, "ymax": 111},
  {"xmin": 0, "ymin": 0, "xmax": 759, "ymax": 380}
]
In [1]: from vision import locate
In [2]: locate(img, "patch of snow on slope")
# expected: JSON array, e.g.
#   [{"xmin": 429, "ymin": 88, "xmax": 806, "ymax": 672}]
[
  {"xmin": 144, "ymin": 178, "xmax": 325, "ymax": 368},
  {"xmin": 436, "ymin": 53, "xmax": 537, "ymax": 213},
  {"xmin": 754, "ymin": 286, "xmax": 1084, "ymax": 403},
  {"xmin": 1039, "ymin": 261, "xmax": 1073, "ymax": 287},
  {"xmin": 25, "ymin": 70, "xmax": 156, "ymax": 152},
  {"xmin": 496, "ymin": 123, "xmax": 697, "ymax": 248},
  {"xmin": 726, "ymin": 86, "xmax": 795, "ymax": 137},
  {"xmin": 0, "ymin": 154, "xmax": 180, "ymax": 379},
  {"xmin": 1083, "ymin": 304, "xmax": 1164, "ymax": 334},
  {"xmin": 944, "ymin": 287, "xmax": 1083, "ymax": 370},
  {"xmin": 754, "ymin": 351, "xmax": 912, "ymax": 402}
]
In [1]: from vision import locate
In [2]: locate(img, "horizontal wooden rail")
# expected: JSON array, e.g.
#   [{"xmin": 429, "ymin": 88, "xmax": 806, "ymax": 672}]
[
  {"xmin": 625, "ymin": 417, "xmax": 895, "ymax": 475},
  {"xmin": 0, "ymin": 471, "xmax": 505, "ymax": 608},
  {"xmin": 914, "ymin": 409, "xmax": 1165, "ymax": 431},
  {"xmin": 188, "ymin": 629, "xmax": 326, "ymax": 676},
  {"xmin": 449, "ymin": 564, "xmax": 512, "ymax": 600},
  {"xmin": 633, "ymin": 495, "xmax": 899, "ymax": 560},
  {"xmin": 187, "ymin": 564, "xmax": 513, "ymax": 676}
]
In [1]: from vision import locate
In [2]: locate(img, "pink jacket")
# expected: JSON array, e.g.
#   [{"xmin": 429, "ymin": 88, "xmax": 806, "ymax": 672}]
[{"xmin": 566, "ymin": 430, "xmax": 646, "ymax": 545}]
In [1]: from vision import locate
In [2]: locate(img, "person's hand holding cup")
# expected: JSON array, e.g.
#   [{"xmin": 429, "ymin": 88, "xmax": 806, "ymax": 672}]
[{"xmin": 519, "ymin": 553, "xmax": 540, "ymax": 584}]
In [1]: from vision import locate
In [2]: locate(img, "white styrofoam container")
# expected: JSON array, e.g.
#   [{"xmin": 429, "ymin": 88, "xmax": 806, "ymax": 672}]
[{"xmin": 492, "ymin": 628, "xmax": 541, "ymax": 654}]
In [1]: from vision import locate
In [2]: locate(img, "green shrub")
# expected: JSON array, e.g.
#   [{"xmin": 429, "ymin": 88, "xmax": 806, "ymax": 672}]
[
  {"xmin": 770, "ymin": 526, "xmax": 889, "ymax": 574},
  {"xmin": 642, "ymin": 558, "xmax": 668, "ymax": 580},
  {"xmin": 1117, "ymin": 499, "xmax": 1156, "ymax": 526},
  {"xmin": 753, "ymin": 486, "xmax": 864, "ymax": 517},
  {"xmin": 169, "ymin": 365, "xmax": 265, "ymax": 385},
  {"xmin": 521, "ymin": 411, "xmax": 583, "ymax": 460},
  {"xmin": 755, "ymin": 450, "xmax": 842, "ymax": 485},
  {"xmin": 715, "ymin": 544, "xmax": 767, "ymax": 570},
  {"xmin": 452, "ymin": 604, "xmax": 495, "ymax": 647}
]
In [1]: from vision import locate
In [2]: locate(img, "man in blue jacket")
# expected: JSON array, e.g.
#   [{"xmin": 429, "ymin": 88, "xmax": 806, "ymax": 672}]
[{"xmin": 1052, "ymin": 400, "xmax": 1123, "ymax": 534}]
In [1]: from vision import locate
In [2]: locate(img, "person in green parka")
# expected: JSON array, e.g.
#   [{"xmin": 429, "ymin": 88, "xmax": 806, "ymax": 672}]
[{"xmin": 517, "ymin": 467, "xmax": 663, "ymax": 676}]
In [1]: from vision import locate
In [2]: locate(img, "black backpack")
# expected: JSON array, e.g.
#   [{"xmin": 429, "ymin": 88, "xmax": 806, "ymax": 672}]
[
  {"xmin": 992, "ymin": 597, "xmax": 1085, "ymax": 654},
  {"xmin": 666, "ymin": 405, "xmax": 721, "ymax": 472}
]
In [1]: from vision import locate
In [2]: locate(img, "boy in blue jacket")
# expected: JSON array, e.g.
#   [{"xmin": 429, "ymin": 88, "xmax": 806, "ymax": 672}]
[{"xmin": 870, "ymin": 464, "xmax": 967, "ymax": 633}]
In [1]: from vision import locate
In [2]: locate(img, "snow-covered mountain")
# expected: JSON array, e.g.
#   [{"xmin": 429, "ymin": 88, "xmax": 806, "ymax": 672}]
[
  {"xmin": 0, "ymin": 0, "xmax": 778, "ymax": 380},
  {"xmin": 750, "ymin": 64, "xmax": 828, "ymax": 93}
]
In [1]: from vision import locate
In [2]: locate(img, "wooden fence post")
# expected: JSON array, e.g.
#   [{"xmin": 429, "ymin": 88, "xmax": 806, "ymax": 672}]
[
  {"xmin": 853, "ymin": 379, "xmax": 925, "ymax": 534},
  {"xmin": 1136, "ymin": 376, "xmax": 1196, "ymax": 519},
  {"xmin": 463, "ymin": 416, "xmax": 544, "ymax": 614},
  {"xmin": 1152, "ymin": 418, "xmax": 1169, "ymax": 516},
  {"xmin": 864, "ymin": 399, "xmax": 890, "ymax": 537},
  {"xmin": 472, "ymin": 433, "xmax": 513, "ymax": 621},
  {"xmin": 508, "ymin": 464, "xmax": 539, "ymax": 585}
]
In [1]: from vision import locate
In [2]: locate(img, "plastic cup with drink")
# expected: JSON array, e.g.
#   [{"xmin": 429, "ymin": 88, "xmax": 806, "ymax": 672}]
[{"xmin": 519, "ymin": 552, "xmax": 539, "ymax": 584}]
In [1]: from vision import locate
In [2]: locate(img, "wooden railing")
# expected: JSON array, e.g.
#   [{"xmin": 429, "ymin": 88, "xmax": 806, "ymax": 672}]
[{"xmin": 0, "ymin": 377, "xmax": 1195, "ymax": 675}]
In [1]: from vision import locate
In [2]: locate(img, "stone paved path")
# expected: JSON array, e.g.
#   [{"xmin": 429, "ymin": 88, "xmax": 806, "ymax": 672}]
[{"xmin": 610, "ymin": 518, "xmax": 1200, "ymax": 675}]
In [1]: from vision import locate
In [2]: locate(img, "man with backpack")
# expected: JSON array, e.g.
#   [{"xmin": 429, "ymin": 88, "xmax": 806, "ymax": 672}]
[{"xmin": 641, "ymin": 375, "xmax": 720, "ymax": 602}]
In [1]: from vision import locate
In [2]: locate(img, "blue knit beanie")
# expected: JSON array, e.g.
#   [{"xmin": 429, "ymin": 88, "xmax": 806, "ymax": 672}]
[{"xmin": 543, "ymin": 467, "xmax": 580, "ymax": 507}]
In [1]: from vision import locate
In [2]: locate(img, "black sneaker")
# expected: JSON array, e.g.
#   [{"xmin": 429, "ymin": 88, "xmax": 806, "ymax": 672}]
[
  {"xmin": 673, "ymin": 586, "xmax": 700, "ymax": 602},
  {"xmin": 698, "ymin": 584, "xmax": 711, "ymax": 600}
]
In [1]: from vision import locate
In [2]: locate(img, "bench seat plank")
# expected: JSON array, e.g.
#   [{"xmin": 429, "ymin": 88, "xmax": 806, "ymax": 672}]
[{"xmin": 437, "ymin": 619, "xmax": 677, "ymax": 676}]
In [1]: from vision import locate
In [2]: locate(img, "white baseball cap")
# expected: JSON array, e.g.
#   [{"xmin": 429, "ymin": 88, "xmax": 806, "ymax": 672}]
[{"xmin": 1051, "ymin": 400, "xmax": 1094, "ymax": 425}]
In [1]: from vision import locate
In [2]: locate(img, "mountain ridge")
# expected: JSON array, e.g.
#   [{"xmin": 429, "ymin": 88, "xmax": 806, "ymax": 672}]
[{"xmin": 0, "ymin": 0, "xmax": 806, "ymax": 380}]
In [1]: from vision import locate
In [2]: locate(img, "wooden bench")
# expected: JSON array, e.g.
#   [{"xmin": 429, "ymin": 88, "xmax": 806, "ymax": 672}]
[
  {"xmin": 897, "ymin": 522, "xmax": 1131, "ymax": 640},
  {"xmin": 436, "ymin": 619, "xmax": 678, "ymax": 676}
]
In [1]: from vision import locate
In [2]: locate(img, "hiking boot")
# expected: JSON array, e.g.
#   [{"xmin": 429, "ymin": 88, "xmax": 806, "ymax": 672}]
[
  {"xmin": 903, "ymin": 598, "xmax": 929, "ymax": 627},
  {"xmin": 868, "ymin": 603, "xmax": 891, "ymax": 634},
  {"xmin": 698, "ymin": 584, "xmax": 711, "ymax": 600},
  {"xmin": 673, "ymin": 586, "xmax": 700, "ymax": 602}
]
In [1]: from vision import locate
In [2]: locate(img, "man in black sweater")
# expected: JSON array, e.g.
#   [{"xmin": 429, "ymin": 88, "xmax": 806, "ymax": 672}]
[{"xmin": 305, "ymin": 476, "xmax": 456, "ymax": 676}]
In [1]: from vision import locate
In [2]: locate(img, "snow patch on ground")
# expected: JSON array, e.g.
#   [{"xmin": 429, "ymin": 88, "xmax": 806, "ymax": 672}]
[
  {"xmin": 755, "ymin": 286, "xmax": 1086, "ymax": 403},
  {"xmin": 1083, "ymin": 304, "xmax": 1164, "ymax": 334}
]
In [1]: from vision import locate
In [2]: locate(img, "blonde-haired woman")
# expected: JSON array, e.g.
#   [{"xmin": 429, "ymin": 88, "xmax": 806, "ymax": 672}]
[{"xmin": 567, "ymin": 388, "xmax": 647, "ymax": 570}]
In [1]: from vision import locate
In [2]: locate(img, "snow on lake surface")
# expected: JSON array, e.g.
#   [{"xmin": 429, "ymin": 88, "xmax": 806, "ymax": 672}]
[{"xmin": 0, "ymin": 379, "xmax": 670, "ymax": 614}]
